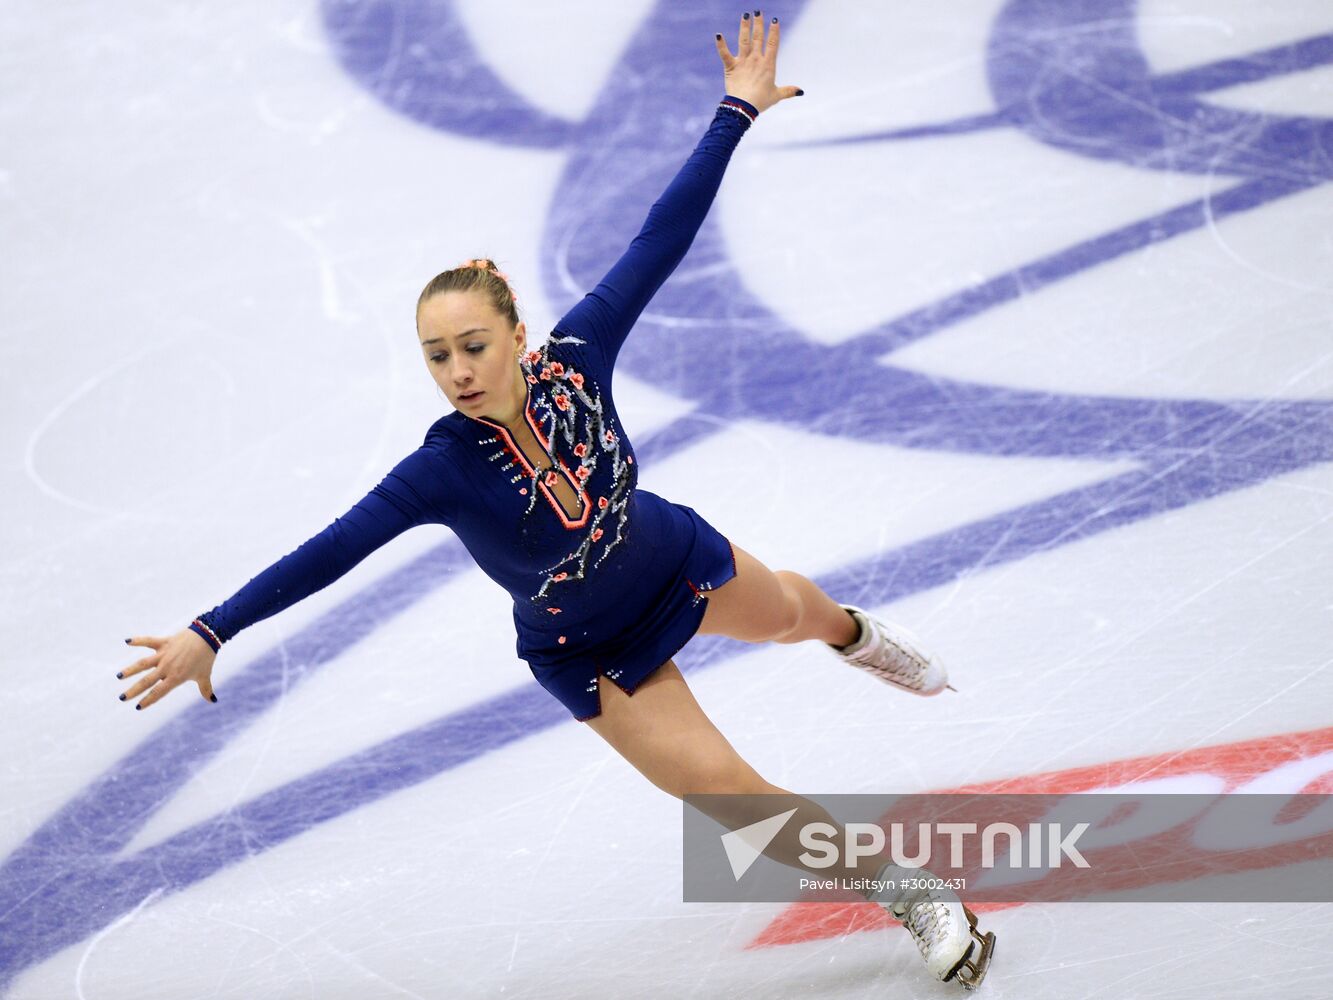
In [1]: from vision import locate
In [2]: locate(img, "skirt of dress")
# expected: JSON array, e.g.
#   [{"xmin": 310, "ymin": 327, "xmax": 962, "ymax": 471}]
[{"xmin": 516, "ymin": 490, "xmax": 737, "ymax": 720}]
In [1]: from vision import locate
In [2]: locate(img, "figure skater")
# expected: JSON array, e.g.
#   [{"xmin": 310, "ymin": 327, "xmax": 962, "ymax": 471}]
[{"xmin": 118, "ymin": 12, "xmax": 994, "ymax": 989}]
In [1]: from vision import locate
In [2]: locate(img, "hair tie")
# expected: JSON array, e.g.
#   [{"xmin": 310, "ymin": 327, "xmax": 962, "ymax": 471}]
[{"xmin": 453, "ymin": 258, "xmax": 519, "ymax": 304}]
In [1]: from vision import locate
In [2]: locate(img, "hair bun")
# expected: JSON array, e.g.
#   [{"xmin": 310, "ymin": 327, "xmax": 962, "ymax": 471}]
[
  {"xmin": 456, "ymin": 257, "xmax": 499, "ymax": 273},
  {"xmin": 419, "ymin": 258, "xmax": 520, "ymax": 324}
]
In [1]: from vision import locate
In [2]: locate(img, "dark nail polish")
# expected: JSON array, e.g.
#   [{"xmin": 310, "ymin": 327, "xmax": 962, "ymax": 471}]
[
  {"xmin": 754, "ymin": 9, "xmax": 761, "ymax": 14},
  {"xmin": 772, "ymin": 17, "xmax": 778, "ymax": 23},
  {"xmin": 116, "ymin": 672, "xmax": 123, "ymax": 679},
  {"xmin": 135, "ymin": 704, "xmax": 142, "ymax": 711},
  {"xmin": 123, "ymin": 638, "xmax": 131, "ymax": 644},
  {"xmin": 795, "ymin": 88, "xmax": 805, "ymax": 96},
  {"xmin": 742, "ymin": 12, "xmax": 749, "ymax": 19},
  {"xmin": 210, "ymin": 694, "xmax": 218, "ymax": 703},
  {"xmin": 716, "ymin": 32, "xmax": 722, "ymax": 40},
  {"xmin": 118, "ymin": 693, "xmax": 126, "ymax": 701}
]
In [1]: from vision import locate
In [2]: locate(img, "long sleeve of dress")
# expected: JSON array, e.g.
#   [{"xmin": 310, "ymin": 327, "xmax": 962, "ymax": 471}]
[
  {"xmin": 188, "ymin": 444, "xmax": 457, "ymax": 651},
  {"xmin": 554, "ymin": 96, "xmax": 758, "ymax": 370}
]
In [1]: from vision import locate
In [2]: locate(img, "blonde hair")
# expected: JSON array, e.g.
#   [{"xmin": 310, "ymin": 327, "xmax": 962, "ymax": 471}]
[{"xmin": 416, "ymin": 258, "xmax": 520, "ymax": 327}]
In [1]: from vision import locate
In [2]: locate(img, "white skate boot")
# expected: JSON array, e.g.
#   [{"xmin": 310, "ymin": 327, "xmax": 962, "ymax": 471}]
[
  {"xmin": 873, "ymin": 863, "xmax": 995, "ymax": 990},
  {"xmin": 828, "ymin": 604, "xmax": 949, "ymax": 695}
]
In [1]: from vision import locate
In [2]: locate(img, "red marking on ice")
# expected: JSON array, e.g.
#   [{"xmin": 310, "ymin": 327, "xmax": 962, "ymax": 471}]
[{"xmin": 749, "ymin": 725, "xmax": 1333, "ymax": 950}]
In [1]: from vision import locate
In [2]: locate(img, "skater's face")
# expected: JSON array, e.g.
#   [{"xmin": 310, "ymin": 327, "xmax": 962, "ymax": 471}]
[{"xmin": 418, "ymin": 290, "xmax": 527, "ymax": 425}]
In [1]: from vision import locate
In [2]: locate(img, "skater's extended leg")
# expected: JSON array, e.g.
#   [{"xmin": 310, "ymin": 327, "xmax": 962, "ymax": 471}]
[
  {"xmin": 699, "ymin": 543, "xmax": 950, "ymax": 697},
  {"xmin": 584, "ymin": 662, "xmax": 995, "ymax": 988},
  {"xmin": 697, "ymin": 543, "xmax": 858, "ymax": 646},
  {"xmin": 584, "ymin": 662, "xmax": 878, "ymax": 883}
]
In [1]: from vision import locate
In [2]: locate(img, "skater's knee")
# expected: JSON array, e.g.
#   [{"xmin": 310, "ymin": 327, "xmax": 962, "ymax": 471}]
[
  {"xmin": 663, "ymin": 756, "xmax": 767, "ymax": 801},
  {"xmin": 688, "ymin": 780, "xmax": 796, "ymax": 831},
  {"xmin": 770, "ymin": 571, "xmax": 808, "ymax": 642}
]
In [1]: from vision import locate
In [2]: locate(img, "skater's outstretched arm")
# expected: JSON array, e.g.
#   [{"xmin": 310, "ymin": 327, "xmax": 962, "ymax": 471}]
[
  {"xmin": 555, "ymin": 14, "xmax": 801, "ymax": 369},
  {"xmin": 119, "ymin": 445, "xmax": 457, "ymax": 711}
]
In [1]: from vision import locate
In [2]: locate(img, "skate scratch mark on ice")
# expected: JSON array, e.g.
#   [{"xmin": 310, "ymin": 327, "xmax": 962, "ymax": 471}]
[
  {"xmin": 530, "ymin": 756, "xmax": 611, "ymax": 885},
  {"xmin": 1141, "ymin": 656, "xmax": 1333, "ymax": 785},
  {"xmin": 846, "ymin": 177, "xmax": 1322, "ymax": 360},
  {"xmin": 1273, "ymin": 352, "xmax": 1333, "ymax": 400},
  {"xmin": 1033, "ymin": 451, "xmax": 1226, "ymax": 556},
  {"xmin": 505, "ymin": 930, "xmax": 520, "ymax": 973},
  {"xmin": 254, "ymin": 91, "xmax": 351, "ymax": 142},
  {"xmin": 22, "ymin": 342, "xmax": 203, "ymax": 517},
  {"xmin": 216, "ymin": 634, "xmax": 297, "ymax": 840},
  {"xmin": 0, "ymin": 869, "xmax": 64, "ymax": 927},
  {"xmin": 9, "ymin": 382, "xmax": 359, "ymax": 572},
  {"xmin": 1020, "ymin": 510, "xmax": 1333, "ymax": 777},
  {"xmin": 1199, "ymin": 905, "xmax": 1329, "ymax": 956},
  {"xmin": 1017, "ymin": 937, "xmax": 1178, "ymax": 981},
  {"xmin": 1081, "ymin": 945, "xmax": 1209, "ymax": 999},
  {"xmin": 1026, "ymin": 55, "xmax": 1258, "ymax": 170},
  {"xmin": 329, "ymin": 264, "xmax": 411, "ymax": 513},
  {"xmin": 202, "ymin": 912, "xmax": 317, "ymax": 998},
  {"xmin": 1274, "ymin": 477, "xmax": 1333, "ymax": 501},
  {"xmin": 967, "ymin": 508, "xmax": 1333, "ymax": 778},
  {"xmin": 328, "ymin": 941, "xmax": 435, "ymax": 1000},
  {"xmin": 281, "ymin": 216, "xmax": 361, "ymax": 323},
  {"xmin": 1200, "ymin": 169, "xmax": 1333, "ymax": 294},
  {"xmin": 74, "ymin": 887, "xmax": 163, "ymax": 1000}
]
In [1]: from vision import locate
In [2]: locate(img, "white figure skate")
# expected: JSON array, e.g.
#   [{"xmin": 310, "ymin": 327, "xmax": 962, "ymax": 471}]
[
  {"xmin": 828, "ymin": 604, "xmax": 949, "ymax": 695},
  {"xmin": 873, "ymin": 863, "xmax": 995, "ymax": 990}
]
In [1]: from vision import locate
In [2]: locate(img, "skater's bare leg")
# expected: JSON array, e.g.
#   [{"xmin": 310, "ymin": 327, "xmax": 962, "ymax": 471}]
[
  {"xmin": 584, "ymin": 662, "xmax": 881, "ymax": 887},
  {"xmin": 698, "ymin": 543, "xmax": 858, "ymax": 647},
  {"xmin": 701, "ymin": 543, "xmax": 951, "ymax": 698}
]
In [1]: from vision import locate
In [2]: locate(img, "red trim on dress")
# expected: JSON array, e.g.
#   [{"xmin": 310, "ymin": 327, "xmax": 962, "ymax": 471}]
[
  {"xmin": 523, "ymin": 403, "xmax": 591, "ymax": 528},
  {"xmin": 473, "ymin": 390, "xmax": 590, "ymax": 530}
]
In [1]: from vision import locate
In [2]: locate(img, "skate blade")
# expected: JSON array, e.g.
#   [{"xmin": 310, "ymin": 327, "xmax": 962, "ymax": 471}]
[{"xmin": 948, "ymin": 905, "xmax": 995, "ymax": 991}]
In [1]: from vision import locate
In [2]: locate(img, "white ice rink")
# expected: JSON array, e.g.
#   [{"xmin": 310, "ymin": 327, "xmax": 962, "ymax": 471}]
[{"xmin": 4, "ymin": 1, "xmax": 1333, "ymax": 997}]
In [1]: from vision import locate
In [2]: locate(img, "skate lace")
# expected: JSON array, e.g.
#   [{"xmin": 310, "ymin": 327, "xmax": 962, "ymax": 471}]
[
  {"xmin": 849, "ymin": 625, "xmax": 926, "ymax": 689},
  {"xmin": 904, "ymin": 900, "xmax": 953, "ymax": 960}
]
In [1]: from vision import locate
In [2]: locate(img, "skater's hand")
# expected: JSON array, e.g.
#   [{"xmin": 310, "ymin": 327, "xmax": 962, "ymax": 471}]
[
  {"xmin": 118, "ymin": 630, "xmax": 218, "ymax": 711},
  {"xmin": 715, "ymin": 11, "xmax": 802, "ymax": 114}
]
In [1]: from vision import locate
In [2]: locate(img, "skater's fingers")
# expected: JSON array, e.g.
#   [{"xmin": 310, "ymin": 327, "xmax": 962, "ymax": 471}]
[
  {"xmin": 750, "ymin": 10, "xmax": 763, "ymax": 53},
  {"xmin": 135, "ymin": 675, "xmax": 180, "ymax": 712},
  {"xmin": 765, "ymin": 17, "xmax": 779, "ymax": 62},
  {"xmin": 119, "ymin": 669, "xmax": 166, "ymax": 702},
  {"xmin": 714, "ymin": 32, "xmax": 735, "ymax": 71},
  {"xmin": 737, "ymin": 12, "xmax": 753, "ymax": 55},
  {"xmin": 117, "ymin": 655, "xmax": 159, "ymax": 680},
  {"xmin": 126, "ymin": 635, "xmax": 165, "ymax": 650}
]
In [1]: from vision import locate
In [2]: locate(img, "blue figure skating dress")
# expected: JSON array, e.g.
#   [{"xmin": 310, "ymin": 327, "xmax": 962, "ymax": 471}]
[{"xmin": 189, "ymin": 97, "xmax": 760, "ymax": 719}]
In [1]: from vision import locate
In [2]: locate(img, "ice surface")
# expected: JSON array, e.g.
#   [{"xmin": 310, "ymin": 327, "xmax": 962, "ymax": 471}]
[{"xmin": 3, "ymin": 0, "xmax": 1331, "ymax": 997}]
